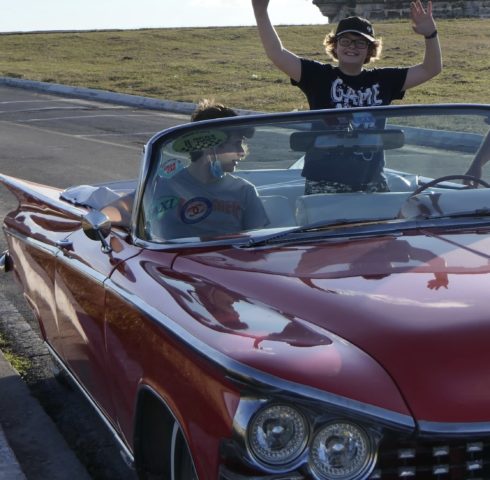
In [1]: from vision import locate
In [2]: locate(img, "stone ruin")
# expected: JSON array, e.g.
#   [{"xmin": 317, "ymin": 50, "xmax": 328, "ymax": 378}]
[{"xmin": 312, "ymin": 0, "xmax": 490, "ymax": 21}]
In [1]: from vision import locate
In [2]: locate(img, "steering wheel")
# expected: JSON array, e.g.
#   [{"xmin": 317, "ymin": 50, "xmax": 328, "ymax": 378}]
[{"xmin": 409, "ymin": 174, "xmax": 490, "ymax": 197}]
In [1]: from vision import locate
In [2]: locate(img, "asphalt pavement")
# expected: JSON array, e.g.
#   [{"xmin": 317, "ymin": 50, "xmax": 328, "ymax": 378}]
[
  {"xmin": 0, "ymin": 422, "xmax": 25, "ymax": 480},
  {"xmin": 0, "ymin": 350, "xmax": 91, "ymax": 480},
  {"xmin": 0, "ymin": 78, "xmax": 198, "ymax": 479}
]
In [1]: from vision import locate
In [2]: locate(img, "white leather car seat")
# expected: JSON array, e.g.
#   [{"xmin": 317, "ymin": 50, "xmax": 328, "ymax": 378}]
[
  {"xmin": 260, "ymin": 195, "xmax": 297, "ymax": 227},
  {"xmin": 295, "ymin": 192, "xmax": 411, "ymax": 225}
]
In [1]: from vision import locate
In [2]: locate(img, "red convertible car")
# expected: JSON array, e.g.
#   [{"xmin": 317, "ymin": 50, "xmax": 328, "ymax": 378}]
[{"xmin": 2, "ymin": 104, "xmax": 490, "ymax": 480}]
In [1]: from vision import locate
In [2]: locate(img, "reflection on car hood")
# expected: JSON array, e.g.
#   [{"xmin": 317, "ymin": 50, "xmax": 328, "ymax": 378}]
[{"xmin": 173, "ymin": 229, "xmax": 490, "ymax": 424}]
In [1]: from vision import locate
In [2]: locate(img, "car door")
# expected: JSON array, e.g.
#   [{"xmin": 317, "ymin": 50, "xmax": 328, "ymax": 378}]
[{"xmin": 55, "ymin": 226, "xmax": 141, "ymax": 421}]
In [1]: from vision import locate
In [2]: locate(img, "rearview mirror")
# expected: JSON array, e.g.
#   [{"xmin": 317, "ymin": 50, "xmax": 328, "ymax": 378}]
[{"xmin": 290, "ymin": 129, "xmax": 405, "ymax": 152}]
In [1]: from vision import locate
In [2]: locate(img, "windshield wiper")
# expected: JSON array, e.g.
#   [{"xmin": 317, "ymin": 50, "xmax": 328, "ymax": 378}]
[
  {"xmin": 241, "ymin": 213, "xmax": 490, "ymax": 249},
  {"xmin": 241, "ymin": 217, "xmax": 397, "ymax": 248},
  {"xmin": 419, "ymin": 209, "xmax": 490, "ymax": 220}
]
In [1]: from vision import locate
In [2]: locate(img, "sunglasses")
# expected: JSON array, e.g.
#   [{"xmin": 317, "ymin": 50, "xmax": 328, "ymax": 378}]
[{"xmin": 337, "ymin": 37, "xmax": 370, "ymax": 49}]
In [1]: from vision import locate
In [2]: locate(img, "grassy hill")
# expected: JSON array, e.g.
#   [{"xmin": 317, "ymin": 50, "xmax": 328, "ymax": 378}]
[{"xmin": 0, "ymin": 19, "xmax": 489, "ymax": 112}]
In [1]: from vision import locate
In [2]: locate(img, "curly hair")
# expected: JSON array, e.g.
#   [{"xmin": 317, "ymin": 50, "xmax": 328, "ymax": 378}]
[
  {"xmin": 191, "ymin": 99, "xmax": 237, "ymax": 122},
  {"xmin": 323, "ymin": 32, "xmax": 383, "ymax": 64}
]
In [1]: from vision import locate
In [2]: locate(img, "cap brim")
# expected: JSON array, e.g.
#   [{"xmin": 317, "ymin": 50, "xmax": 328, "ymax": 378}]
[{"xmin": 336, "ymin": 29, "xmax": 375, "ymax": 42}]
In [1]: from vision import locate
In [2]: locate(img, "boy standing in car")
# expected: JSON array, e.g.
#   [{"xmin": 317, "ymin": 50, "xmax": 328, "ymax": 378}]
[{"xmin": 251, "ymin": 0, "xmax": 442, "ymax": 194}]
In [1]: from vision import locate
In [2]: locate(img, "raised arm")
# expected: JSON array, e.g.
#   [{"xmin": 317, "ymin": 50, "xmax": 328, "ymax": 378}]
[
  {"xmin": 403, "ymin": 0, "xmax": 442, "ymax": 91},
  {"xmin": 464, "ymin": 130, "xmax": 490, "ymax": 184},
  {"xmin": 251, "ymin": 0, "xmax": 302, "ymax": 82}
]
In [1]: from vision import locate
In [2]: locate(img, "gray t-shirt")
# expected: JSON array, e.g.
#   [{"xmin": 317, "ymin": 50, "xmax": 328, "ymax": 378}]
[{"xmin": 149, "ymin": 169, "xmax": 269, "ymax": 239}]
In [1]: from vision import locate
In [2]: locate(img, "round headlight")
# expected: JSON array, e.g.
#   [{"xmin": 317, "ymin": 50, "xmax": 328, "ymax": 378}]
[
  {"xmin": 248, "ymin": 404, "xmax": 308, "ymax": 466},
  {"xmin": 310, "ymin": 422, "xmax": 376, "ymax": 480}
]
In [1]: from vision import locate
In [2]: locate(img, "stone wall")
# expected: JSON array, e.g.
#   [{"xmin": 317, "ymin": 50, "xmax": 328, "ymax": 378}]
[{"xmin": 313, "ymin": 0, "xmax": 490, "ymax": 21}]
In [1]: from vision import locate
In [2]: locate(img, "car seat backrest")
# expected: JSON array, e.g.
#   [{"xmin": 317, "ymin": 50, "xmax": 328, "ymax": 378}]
[
  {"xmin": 260, "ymin": 195, "xmax": 297, "ymax": 227},
  {"xmin": 295, "ymin": 192, "xmax": 411, "ymax": 225}
]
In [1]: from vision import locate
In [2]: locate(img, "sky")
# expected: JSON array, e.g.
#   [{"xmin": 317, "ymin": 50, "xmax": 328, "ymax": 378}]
[{"xmin": 0, "ymin": 0, "xmax": 328, "ymax": 33}]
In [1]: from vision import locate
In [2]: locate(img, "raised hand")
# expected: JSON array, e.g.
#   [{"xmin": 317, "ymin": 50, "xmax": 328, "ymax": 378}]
[{"xmin": 410, "ymin": 0, "xmax": 437, "ymax": 37}]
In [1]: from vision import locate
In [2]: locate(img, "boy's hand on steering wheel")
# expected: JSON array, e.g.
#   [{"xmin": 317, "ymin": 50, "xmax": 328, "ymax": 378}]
[{"xmin": 463, "ymin": 163, "xmax": 483, "ymax": 187}]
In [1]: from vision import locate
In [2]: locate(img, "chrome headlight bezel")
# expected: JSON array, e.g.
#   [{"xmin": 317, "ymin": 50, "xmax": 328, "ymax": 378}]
[
  {"xmin": 229, "ymin": 396, "xmax": 388, "ymax": 478},
  {"xmin": 247, "ymin": 403, "xmax": 309, "ymax": 467},
  {"xmin": 308, "ymin": 421, "xmax": 378, "ymax": 480}
]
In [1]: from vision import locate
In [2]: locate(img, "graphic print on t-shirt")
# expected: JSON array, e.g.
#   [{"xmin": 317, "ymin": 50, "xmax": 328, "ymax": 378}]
[
  {"xmin": 292, "ymin": 60, "xmax": 408, "ymax": 111},
  {"xmin": 180, "ymin": 197, "xmax": 242, "ymax": 224},
  {"xmin": 331, "ymin": 77, "xmax": 383, "ymax": 109},
  {"xmin": 181, "ymin": 197, "xmax": 213, "ymax": 224}
]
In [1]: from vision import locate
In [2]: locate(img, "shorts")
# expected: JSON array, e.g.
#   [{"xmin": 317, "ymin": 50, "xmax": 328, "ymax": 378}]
[{"xmin": 304, "ymin": 179, "xmax": 390, "ymax": 194}]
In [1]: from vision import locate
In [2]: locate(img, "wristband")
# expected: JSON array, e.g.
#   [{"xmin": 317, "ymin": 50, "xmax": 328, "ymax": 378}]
[{"xmin": 425, "ymin": 30, "xmax": 438, "ymax": 39}]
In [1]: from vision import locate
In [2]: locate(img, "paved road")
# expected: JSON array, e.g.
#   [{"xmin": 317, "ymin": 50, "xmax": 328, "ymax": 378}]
[{"xmin": 0, "ymin": 84, "xmax": 189, "ymax": 479}]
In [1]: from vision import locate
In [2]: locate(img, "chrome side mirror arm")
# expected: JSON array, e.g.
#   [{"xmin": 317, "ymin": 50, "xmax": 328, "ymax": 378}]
[{"xmin": 81, "ymin": 210, "xmax": 113, "ymax": 254}]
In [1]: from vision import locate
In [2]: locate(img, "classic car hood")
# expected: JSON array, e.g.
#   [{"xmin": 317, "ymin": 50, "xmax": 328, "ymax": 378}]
[{"xmin": 173, "ymin": 230, "xmax": 490, "ymax": 425}]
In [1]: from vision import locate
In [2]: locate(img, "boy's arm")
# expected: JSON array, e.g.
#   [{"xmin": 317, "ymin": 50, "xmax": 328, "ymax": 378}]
[
  {"xmin": 252, "ymin": 0, "xmax": 302, "ymax": 82},
  {"xmin": 403, "ymin": 0, "xmax": 442, "ymax": 90}
]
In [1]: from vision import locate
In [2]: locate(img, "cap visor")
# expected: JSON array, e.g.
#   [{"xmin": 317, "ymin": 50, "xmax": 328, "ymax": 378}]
[{"xmin": 336, "ymin": 29, "xmax": 375, "ymax": 42}]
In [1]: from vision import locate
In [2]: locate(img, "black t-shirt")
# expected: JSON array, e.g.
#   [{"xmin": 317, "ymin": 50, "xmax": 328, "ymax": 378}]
[
  {"xmin": 292, "ymin": 59, "xmax": 408, "ymax": 110},
  {"xmin": 292, "ymin": 59, "xmax": 409, "ymax": 184}
]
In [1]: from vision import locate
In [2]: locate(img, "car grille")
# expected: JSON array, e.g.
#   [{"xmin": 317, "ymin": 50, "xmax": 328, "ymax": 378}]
[{"xmin": 369, "ymin": 438, "xmax": 490, "ymax": 479}]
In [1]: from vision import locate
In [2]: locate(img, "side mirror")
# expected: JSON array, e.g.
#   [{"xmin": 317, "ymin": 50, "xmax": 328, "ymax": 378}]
[{"xmin": 82, "ymin": 210, "xmax": 113, "ymax": 253}]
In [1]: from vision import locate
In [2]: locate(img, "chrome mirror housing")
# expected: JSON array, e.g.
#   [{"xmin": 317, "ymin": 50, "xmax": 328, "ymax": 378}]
[{"xmin": 81, "ymin": 210, "xmax": 113, "ymax": 253}]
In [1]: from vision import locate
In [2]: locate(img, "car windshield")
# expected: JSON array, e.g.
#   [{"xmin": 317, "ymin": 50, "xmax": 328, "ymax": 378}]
[{"xmin": 136, "ymin": 105, "xmax": 490, "ymax": 244}]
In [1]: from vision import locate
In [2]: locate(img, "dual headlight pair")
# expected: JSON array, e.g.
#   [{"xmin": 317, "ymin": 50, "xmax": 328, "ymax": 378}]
[{"xmin": 247, "ymin": 404, "xmax": 377, "ymax": 480}]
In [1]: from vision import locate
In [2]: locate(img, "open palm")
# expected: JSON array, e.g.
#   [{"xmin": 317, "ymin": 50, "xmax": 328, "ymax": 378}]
[{"xmin": 410, "ymin": 0, "xmax": 436, "ymax": 36}]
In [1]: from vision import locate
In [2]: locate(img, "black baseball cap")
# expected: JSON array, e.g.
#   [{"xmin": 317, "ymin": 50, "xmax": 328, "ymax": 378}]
[{"xmin": 335, "ymin": 16, "xmax": 376, "ymax": 42}]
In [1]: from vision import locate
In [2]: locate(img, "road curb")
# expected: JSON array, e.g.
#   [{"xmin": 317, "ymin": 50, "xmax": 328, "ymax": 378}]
[
  {"xmin": 0, "ymin": 77, "xmax": 485, "ymax": 150},
  {"xmin": 0, "ymin": 76, "xmax": 197, "ymax": 115},
  {"xmin": 0, "ymin": 76, "xmax": 258, "ymax": 116}
]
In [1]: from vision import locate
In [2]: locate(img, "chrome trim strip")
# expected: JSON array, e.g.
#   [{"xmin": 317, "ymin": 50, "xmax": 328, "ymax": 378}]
[
  {"xmin": 418, "ymin": 420, "xmax": 490, "ymax": 436},
  {"xmin": 5, "ymin": 229, "xmax": 60, "ymax": 256},
  {"xmin": 106, "ymin": 279, "xmax": 416, "ymax": 431},
  {"xmin": 7, "ymin": 223, "xmax": 113, "ymax": 286},
  {"xmin": 137, "ymin": 384, "xmax": 199, "ymax": 479},
  {"xmin": 56, "ymin": 252, "xmax": 106, "ymax": 286},
  {"xmin": 45, "ymin": 342, "xmax": 135, "ymax": 464},
  {"xmin": 170, "ymin": 421, "xmax": 179, "ymax": 480}
]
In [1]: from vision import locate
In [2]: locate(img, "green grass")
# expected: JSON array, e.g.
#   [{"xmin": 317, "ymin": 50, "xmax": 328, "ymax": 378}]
[
  {"xmin": 0, "ymin": 19, "xmax": 489, "ymax": 111},
  {"xmin": 0, "ymin": 333, "xmax": 31, "ymax": 376}
]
